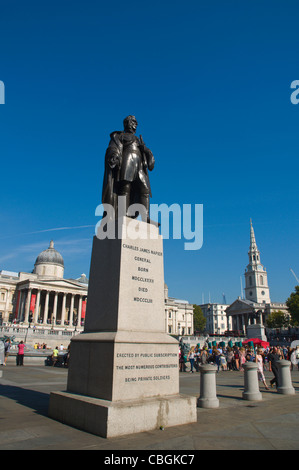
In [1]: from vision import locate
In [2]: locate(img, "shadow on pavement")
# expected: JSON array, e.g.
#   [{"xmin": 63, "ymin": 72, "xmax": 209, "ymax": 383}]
[{"xmin": 0, "ymin": 384, "xmax": 49, "ymax": 416}]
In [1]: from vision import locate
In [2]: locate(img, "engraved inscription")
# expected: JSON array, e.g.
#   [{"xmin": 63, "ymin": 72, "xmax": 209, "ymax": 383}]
[
  {"xmin": 116, "ymin": 351, "xmax": 178, "ymax": 385},
  {"xmin": 122, "ymin": 243, "xmax": 162, "ymax": 305}
]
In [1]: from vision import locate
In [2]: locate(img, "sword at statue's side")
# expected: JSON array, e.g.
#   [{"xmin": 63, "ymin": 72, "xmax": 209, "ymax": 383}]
[{"xmin": 139, "ymin": 134, "xmax": 148, "ymax": 170}]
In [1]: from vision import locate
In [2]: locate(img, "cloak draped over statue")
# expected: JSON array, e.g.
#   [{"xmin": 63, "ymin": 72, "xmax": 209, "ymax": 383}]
[{"xmin": 101, "ymin": 116, "xmax": 155, "ymax": 220}]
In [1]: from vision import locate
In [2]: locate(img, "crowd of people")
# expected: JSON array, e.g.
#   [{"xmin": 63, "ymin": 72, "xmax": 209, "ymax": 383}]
[
  {"xmin": 179, "ymin": 342, "xmax": 299, "ymax": 389},
  {"xmin": 0, "ymin": 338, "xmax": 70, "ymax": 367},
  {"xmin": 33, "ymin": 342, "xmax": 48, "ymax": 349}
]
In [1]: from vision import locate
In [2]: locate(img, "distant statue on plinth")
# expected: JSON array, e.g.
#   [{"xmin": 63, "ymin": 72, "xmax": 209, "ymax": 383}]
[{"xmin": 102, "ymin": 115, "xmax": 155, "ymax": 223}]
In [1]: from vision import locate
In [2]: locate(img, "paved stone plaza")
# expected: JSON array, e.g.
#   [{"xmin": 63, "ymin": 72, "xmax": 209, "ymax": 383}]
[{"xmin": 0, "ymin": 364, "xmax": 298, "ymax": 450}]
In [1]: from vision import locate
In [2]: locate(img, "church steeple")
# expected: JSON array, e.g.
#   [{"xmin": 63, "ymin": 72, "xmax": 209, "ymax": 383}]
[
  {"xmin": 248, "ymin": 219, "xmax": 261, "ymax": 267},
  {"xmin": 244, "ymin": 220, "xmax": 271, "ymax": 304}
]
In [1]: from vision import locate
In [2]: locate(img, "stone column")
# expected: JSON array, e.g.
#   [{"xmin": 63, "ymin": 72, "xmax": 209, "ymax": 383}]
[
  {"xmin": 241, "ymin": 315, "xmax": 245, "ymax": 334},
  {"xmin": 242, "ymin": 362, "xmax": 262, "ymax": 401},
  {"xmin": 185, "ymin": 309, "xmax": 188, "ymax": 334},
  {"xmin": 277, "ymin": 360, "xmax": 295, "ymax": 395},
  {"xmin": 61, "ymin": 293, "xmax": 66, "ymax": 326},
  {"xmin": 197, "ymin": 364, "xmax": 219, "ymax": 408},
  {"xmin": 17, "ymin": 290, "xmax": 23, "ymax": 322},
  {"xmin": 53, "ymin": 292, "xmax": 58, "ymax": 325},
  {"xmin": 34, "ymin": 290, "xmax": 41, "ymax": 324},
  {"xmin": 24, "ymin": 288, "xmax": 32, "ymax": 323},
  {"xmin": 5, "ymin": 289, "xmax": 10, "ymax": 323},
  {"xmin": 78, "ymin": 295, "xmax": 82, "ymax": 327},
  {"xmin": 165, "ymin": 309, "xmax": 168, "ymax": 333},
  {"xmin": 43, "ymin": 291, "xmax": 49, "ymax": 325},
  {"xmin": 69, "ymin": 294, "xmax": 74, "ymax": 326}
]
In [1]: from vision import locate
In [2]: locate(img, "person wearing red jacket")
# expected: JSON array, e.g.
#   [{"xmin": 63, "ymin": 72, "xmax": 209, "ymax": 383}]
[{"xmin": 16, "ymin": 341, "xmax": 26, "ymax": 366}]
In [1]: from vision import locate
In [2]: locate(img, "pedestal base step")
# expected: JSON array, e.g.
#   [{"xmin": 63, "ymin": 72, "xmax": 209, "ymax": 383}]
[{"xmin": 49, "ymin": 391, "xmax": 197, "ymax": 438}]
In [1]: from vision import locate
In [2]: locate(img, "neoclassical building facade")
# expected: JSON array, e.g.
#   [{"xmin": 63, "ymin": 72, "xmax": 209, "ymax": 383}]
[
  {"xmin": 164, "ymin": 284, "xmax": 194, "ymax": 336},
  {"xmin": 0, "ymin": 241, "xmax": 194, "ymax": 336},
  {"xmin": 0, "ymin": 241, "xmax": 88, "ymax": 328}
]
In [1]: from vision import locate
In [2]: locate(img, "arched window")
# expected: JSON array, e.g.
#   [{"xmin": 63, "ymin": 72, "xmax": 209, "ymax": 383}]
[{"xmin": 260, "ymin": 275, "xmax": 263, "ymax": 285}]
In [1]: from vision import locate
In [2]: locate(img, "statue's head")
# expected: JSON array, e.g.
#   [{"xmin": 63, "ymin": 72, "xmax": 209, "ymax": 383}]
[{"xmin": 123, "ymin": 115, "xmax": 138, "ymax": 134}]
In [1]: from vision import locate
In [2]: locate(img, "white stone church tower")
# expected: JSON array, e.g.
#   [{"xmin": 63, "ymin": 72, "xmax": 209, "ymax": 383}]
[{"xmin": 244, "ymin": 220, "xmax": 271, "ymax": 304}]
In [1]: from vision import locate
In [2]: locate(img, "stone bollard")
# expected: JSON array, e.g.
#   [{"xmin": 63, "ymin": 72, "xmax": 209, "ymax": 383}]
[
  {"xmin": 276, "ymin": 360, "xmax": 295, "ymax": 395},
  {"xmin": 197, "ymin": 364, "xmax": 219, "ymax": 408},
  {"xmin": 242, "ymin": 362, "xmax": 262, "ymax": 401}
]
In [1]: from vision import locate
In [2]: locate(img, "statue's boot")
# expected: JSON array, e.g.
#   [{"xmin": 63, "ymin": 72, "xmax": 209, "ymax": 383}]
[{"xmin": 140, "ymin": 195, "xmax": 160, "ymax": 227}]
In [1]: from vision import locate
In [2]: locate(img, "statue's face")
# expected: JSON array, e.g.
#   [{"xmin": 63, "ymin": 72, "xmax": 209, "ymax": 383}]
[{"xmin": 124, "ymin": 116, "xmax": 138, "ymax": 134}]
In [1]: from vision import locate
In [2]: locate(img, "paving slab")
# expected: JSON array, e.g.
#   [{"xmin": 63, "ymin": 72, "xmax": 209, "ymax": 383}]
[{"xmin": 0, "ymin": 364, "xmax": 298, "ymax": 450}]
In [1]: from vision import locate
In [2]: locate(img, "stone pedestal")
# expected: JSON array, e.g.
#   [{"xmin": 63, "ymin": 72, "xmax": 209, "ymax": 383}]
[
  {"xmin": 49, "ymin": 217, "xmax": 197, "ymax": 437},
  {"xmin": 277, "ymin": 360, "xmax": 295, "ymax": 395},
  {"xmin": 246, "ymin": 324, "xmax": 267, "ymax": 341},
  {"xmin": 197, "ymin": 364, "xmax": 219, "ymax": 409},
  {"xmin": 242, "ymin": 362, "xmax": 262, "ymax": 401}
]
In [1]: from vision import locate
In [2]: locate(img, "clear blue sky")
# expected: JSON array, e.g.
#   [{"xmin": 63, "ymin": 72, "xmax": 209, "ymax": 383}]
[{"xmin": 0, "ymin": 0, "xmax": 298, "ymax": 305}]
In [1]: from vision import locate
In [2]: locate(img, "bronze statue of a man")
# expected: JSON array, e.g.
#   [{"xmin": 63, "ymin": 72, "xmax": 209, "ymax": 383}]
[{"xmin": 102, "ymin": 115, "xmax": 155, "ymax": 223}]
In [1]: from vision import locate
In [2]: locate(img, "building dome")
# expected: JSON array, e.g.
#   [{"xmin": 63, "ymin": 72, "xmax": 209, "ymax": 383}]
[
  {"xmin": 35, "ymin": 240, "xmax": 64, "ymax": 267},
  {"xmin": 34, "ymin": 241, "xmax": 64, "ymax": 278}
]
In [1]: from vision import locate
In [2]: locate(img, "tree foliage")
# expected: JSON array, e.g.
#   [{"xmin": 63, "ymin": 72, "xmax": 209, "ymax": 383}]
[
  {"xmin": 286, "ymin": 285, "xmax": 299, "ymax": 326},
  {"xmin": 193, "ymin": 304, "xmax": 206, "ymax": 333},
  {"xmin": 265, "ymin": 310, "xmax": 290, "ymax": 329}
]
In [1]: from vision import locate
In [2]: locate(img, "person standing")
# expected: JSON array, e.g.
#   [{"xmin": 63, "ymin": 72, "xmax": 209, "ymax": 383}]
[
  {"xmin": 179, "ymin": 347, "xmax": 186, "ymax": 372},
  {"xmin": 52, "ymin": 346, "xmax": 59, "ymax": 367},
  {"xmin": 268, "ymin": 347, "xmax": 281, "ymax": 389},
  {"xmin": 4, "ymin": 338, "xmax": 11, "ymax": 366},
  {"xmin": 194, "ymin": 346, "xmax": 200, "ymax": 372},
  {"xmin": 290, "ymin": 347, "xmax": 299, "ymax": 371},
  {"xmin": 255, "ymin": 348, "xmax": 269, "ymax": 390},
  {"xmin": 220, "ymin": 353, "xmax": 227, "ymax": 371},
  {"xmin": 239, "ymin": 347, "xmax": 246, "ymax": 370},
  {"xmin": 214, "ymin": 350, "xmax": 221, "ymax": 373},
  {"xmin": 16, "ymin": 341, "xmax": 26, "ymax": 366},
  {"xmin": 234, "ymin": 347, "xmax": 240, "ymax": 371},
  {"xmin": 226, "ymin": 347, "xmax": 234, "ymax": 371},
  {"xmin": 187, "ymin": 346, "xmax": 195, "ymax": 373}
]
